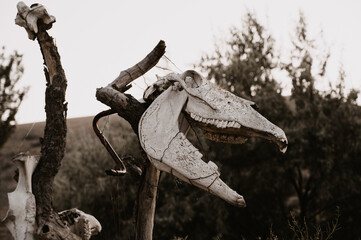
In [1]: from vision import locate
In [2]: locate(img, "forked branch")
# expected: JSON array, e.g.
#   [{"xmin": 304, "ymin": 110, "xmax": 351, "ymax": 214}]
[{"xmin": 95, "ymin": 41, "xmax": 165, "ymax": 135}]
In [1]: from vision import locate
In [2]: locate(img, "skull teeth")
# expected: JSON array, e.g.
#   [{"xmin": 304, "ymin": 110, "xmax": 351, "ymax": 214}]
[
  {"xmin": 203, "ymin": 131, "xmax": 248, "ymax": 144},
  {"xmin": 189, "ymin": 113, "xmax": 241, "ymax": 129}
]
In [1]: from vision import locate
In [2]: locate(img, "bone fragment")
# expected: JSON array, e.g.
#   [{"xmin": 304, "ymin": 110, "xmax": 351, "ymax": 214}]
[
  {"xmin": 58, "ymin": 208, "xmax": 102, "ymax": 239},
  {"xmin": 15, "ymin": 2, "xmax": 56, "ymax": 40},
  {"xmin": 2, "ymin": 153, "xmax": 39, "ymax": 240}
]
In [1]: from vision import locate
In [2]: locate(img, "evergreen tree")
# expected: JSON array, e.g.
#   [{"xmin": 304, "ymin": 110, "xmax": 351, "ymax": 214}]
[
  {"xmin": 200, "ymin": 12, "xmax": 277, "ymax": 99},
  {"xmin": 197, "ymin": 12, "xmax": 294, "ymax": 239},
  {"xmin": 194, "ymin": 12, "xmax": 361, "ymax": 239},
  {"xmin": 276, "ymin": 13, "xmax": 361, "ymax": 238}
]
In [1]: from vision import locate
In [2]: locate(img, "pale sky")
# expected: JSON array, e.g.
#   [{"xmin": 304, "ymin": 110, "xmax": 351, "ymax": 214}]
[{"xmin": 1, "ymin": 0, "xmax": 361, "ymax": 124}]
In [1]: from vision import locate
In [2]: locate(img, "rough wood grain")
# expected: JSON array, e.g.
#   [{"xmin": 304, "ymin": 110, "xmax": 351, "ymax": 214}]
[
  {"xmin": 30, "ymin": 25, "xmax": 79, "ymax": 239},
  {"xmin": 108, "ymin": 40, "xmax": 166, "ymax": 92},
  {"xmin": 14, "ymin": 2, "xmax": 100, "ymax": 239},
  {"xmin": 135, "ymin": 162, "xmax": 160, "ymax": 240},
  {"xmin": 96, "ymin": 40, "xmax": 165, "ymax": 130},
  {"xmin": 15, "ymin": 3, "xmax": 81, "ymax": 238}
]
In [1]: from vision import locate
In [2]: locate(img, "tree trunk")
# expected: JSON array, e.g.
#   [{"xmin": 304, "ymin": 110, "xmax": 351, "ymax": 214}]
[{"xmin": 30, "ymin": 25, "xmax": 80, "ymax": 240}]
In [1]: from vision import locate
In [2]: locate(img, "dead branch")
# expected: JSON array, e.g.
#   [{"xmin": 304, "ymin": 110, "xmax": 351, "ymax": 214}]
[
  {"xmin": 30, "ymin": 19, "xmax": 80, "ymax": 240},
  {"xmin": 95, "ymin": 40, "xmax": 166, "ymax": 240},
  {"xmin": 96, "ymin": 40, "xmax": 165, "ymax": 132},
  {"xmin": 107, "ymin": 40, "xmax": 166, "ymax": 92},
  {"xmin": 14, "ymin": 2, "xmax": 83, "ymax": 239}
]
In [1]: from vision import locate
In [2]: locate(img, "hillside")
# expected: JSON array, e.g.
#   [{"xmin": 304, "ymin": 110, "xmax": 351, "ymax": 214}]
[{"xmin": 0, "ymin": 115, "xmax": 136, "ymax": 239}]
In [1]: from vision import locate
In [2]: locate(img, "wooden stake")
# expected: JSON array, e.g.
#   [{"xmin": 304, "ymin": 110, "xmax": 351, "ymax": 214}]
[{"xmin": 96, "ymin": 41, "xmax": 166, "ymax": 240}]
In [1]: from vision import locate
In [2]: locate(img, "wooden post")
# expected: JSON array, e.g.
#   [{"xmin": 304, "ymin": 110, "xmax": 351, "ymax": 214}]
[
  {"xmin": 135, "ymin": 163, "xmax": 160, "ymax": 240},
  {"xmin": 96, "ymin": 40, "xmax": 166, "ymax": 240}
]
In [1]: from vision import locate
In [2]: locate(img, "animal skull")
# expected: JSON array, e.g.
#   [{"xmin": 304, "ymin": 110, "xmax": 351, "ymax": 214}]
[
  {"xmin": 139, "ymin": 70, "xmax": 288, "ymax": 207},
  {"xmin": 2, "ymin": 153, "xmax": 39, "ymax": 240},
  {"xmin": 2, "ymin": 153, "xmax": 102, "ymax": 239},
  {"xmin": 15, "ymin": 2, "xmax": 56, "ymax": 40},
  {"xmin": 58, "ymin": 208, "xmax": 102, "ymax": 238}
]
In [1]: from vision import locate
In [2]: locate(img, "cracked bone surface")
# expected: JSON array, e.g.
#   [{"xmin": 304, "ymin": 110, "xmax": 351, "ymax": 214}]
[
  {"xmin": 15, "ymin": 2, "xmax": 56, "ymax": 40},
  {"xmin": 2, "ymin": 154, "xmax": 39, "ymax": 240},
  {"xmin": 139, "ymin": 70, "xmax": 288, "ymax": 207},
  {"xmin": 58, "ymin": 208, "xmax": 102, "ymax": 239}
]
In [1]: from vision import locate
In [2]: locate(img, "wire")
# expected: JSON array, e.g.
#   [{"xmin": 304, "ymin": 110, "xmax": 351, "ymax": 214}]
[
  {"xmin": 133, "ymin": 81, "xmax": 145, "ymax": 91},
  {"xmin": 143, "ymin": 76, "xmax": 149, "ymax": 88},
  {"xmin": 16, "ymin": 121, "xmax": 37, "ymax": 153},
  {"xmin": 163, "ymin": 55, "xmax": 183, "ymax": 73},
  {"xmin": 155, "ymin": 65, "xmax": 173, "ymax": 72}
]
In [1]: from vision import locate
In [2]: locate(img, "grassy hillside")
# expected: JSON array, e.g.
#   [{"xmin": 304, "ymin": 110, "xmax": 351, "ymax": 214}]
[{"xmin": 0, "ymin": 115, "xmax": 137, "ymax": 239}]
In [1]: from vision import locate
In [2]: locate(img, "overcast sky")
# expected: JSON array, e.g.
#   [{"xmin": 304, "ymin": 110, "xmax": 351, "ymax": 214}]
[{"xmin": 1, "ymin": 0, "xmax": 361, "ymax": 124}]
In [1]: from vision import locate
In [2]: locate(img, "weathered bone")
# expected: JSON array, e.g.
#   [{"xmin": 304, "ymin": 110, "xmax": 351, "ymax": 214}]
[
  {"xmin": 139, "ymin": 70, "xmax": 288, "ymax": 207},
  {"xmin": 2, "ymin": 153, "xmax": 39, "ymax": 240},
  {"xmin": 1, "ymin": 153, "xmax": 102, "ymax": 239},
  {"xmin": 58, "ymin": 208, "xmax": 102, "ymax": 239},
  {"xmin": 15, "ymin": 2, "xmax": 56, "ymax": 40}
]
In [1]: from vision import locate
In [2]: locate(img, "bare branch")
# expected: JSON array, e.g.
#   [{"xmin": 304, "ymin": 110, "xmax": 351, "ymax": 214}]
[
  {"xmin": 96, "ymin": 40, "xmax": 166, "ymax": 132},
  {"xmin": 108, "ymin": 40, "xmax": 166, "ymax": 92}
]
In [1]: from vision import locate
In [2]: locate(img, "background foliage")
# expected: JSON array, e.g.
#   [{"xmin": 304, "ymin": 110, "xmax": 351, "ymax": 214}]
[
  {"xmin": 195, "ymin": 12, "xmax": 361, "ymax": 239},
  {"xmin": 0, "ymin": 48, "xmax": 28, "ymax": 149},
  {"xmin": 1, "ymin": 11, "xmax": 360, "ymax": 240},
  {"xmin": 56, "ymin": 12, "xmax": 360, "ymax": 239}
]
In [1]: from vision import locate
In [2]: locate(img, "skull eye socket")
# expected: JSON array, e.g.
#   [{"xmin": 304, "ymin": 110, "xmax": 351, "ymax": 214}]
[
  {"xmin": 182, "ymin": 70, "xmax": 203, "ymax": 88},
  {"xmin": 30, "ymin": 3, "xmax": 40, "ymax": 8}
]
